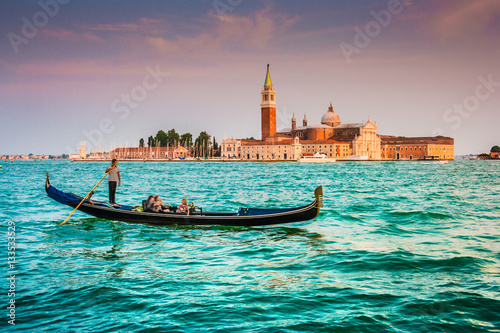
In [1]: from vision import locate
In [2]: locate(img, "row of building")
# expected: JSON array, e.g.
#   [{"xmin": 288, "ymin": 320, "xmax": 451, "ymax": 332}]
[
  {"xmin": 69, "ymin": 142, "xmax": 191, "ymax": 160},
  {"xmin": 220, "ymin": 65, "xmax": 454, "ymax": 161},
  {"xmin": 0, "ymin": 154, "xmax": 61, "ymax": 161}
]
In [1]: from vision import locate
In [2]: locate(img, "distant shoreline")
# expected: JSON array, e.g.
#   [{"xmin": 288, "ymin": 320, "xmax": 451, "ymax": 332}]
[
  {"xmin": 0, "ymin": 158, "xmax": 470, "ymax": 163},
  {"xmin": 2, "ymin": 157, "xmax": 498, "ymax": 163}
]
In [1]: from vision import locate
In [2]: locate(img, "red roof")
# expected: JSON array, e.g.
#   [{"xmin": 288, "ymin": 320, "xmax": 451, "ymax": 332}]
[{"xmin": 380, "ymin": 135, "xmax": 454, "ymax": 145}]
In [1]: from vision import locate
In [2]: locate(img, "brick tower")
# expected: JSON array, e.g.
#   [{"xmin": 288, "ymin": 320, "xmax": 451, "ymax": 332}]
[{"xmin": 261, "ymin": 64, "xmax": 276, "ymax": 140}]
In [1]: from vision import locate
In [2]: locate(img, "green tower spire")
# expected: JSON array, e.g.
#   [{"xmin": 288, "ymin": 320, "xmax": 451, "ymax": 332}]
[{"xmin": 264, "ymin": 64, "xmax": 272, "ymax": 88}]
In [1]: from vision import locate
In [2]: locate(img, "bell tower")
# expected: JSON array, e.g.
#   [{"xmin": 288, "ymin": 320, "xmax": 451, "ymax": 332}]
[{"xmin": 261, "ymin": 64, "xmax": 276, "ymax": 140}]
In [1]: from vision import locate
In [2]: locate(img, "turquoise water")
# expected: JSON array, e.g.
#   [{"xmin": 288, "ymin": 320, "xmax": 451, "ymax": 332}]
[{"xmin": 1, "ymin": 160, "xmax": 499, "ymax": 332}]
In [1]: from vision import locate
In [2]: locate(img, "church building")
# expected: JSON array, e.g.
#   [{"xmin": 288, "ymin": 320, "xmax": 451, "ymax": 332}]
[{"xmin": 221, "ymin": 65, "xmax": 453, "ymax": 161}]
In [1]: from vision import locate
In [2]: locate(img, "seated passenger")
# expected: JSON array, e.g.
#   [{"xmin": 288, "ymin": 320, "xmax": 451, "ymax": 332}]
[
  {"xmin": 142, "ymin": 195, "xmax": 156, "ymax": 212},
  {"xmin": 153, "ymin": 196, "xmax": 172, "ymax": 212},
  {"xmin": 177, "ymin": 198, "xmax": 190, "ymax": 215},
  {"xmin": 154, "ymin": 196, "xmax": 163, "ymax": 211},
  {"xmin": 145, "ymin": 195, "xmax": 155, "ymax": 211}
]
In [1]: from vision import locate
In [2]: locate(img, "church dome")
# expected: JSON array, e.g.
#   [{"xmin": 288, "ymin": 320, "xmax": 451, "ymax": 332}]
[{"xmin": 321, "ymin": 102, "xmax": 341, "ymax": 126}]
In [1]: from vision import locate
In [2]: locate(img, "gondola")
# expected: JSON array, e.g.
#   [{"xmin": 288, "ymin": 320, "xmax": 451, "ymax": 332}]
[{"xmin": 45, "ymin": 174, "xmax": 323, "ymax": 227}]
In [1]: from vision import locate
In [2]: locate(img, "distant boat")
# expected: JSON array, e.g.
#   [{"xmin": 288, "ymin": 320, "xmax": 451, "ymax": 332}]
[
  {"xmin": 298, "ymin": 153, "xmax": 336, "ymax": 163},
  {"xmin": 418, "ymin": 155, "xmax": 441, "ymax": 161},
  {"xmin": 345, "ymin": 155, "xmax": 369, "ymax": 161}
]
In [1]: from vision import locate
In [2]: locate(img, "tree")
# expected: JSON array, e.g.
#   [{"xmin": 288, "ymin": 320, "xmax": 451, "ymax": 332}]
[
  {"xmin": 491, "ymin": 145, "xmax": 500, "ymax": 153},
  {"xmin": 166, "ymin": 129, "xmax": 180, "ymax": 146},
  {"xmin": 154, "ymin": 130, "xmax": 168, "ymax": 147},
  {"xmin": 148, "ymin": 135, "xmax": 155, "ymax": 147},
  {"xmin": 194, "ymin": 131, "xmax": 211, "ymax": 157},
  {"xmin": 139, "ymin": 138, "xmax": 144, "ymax": 147},
  {"xmin": 180, "ymin": 133, "xmax": 193, "ymax": 147},
  {"xmin": 478, "ymin": 153, "xmax": 490, "ymax": 159},
  {"xmin": 212, "ymin": 136, "xmax": 220, "ymax": 157}
]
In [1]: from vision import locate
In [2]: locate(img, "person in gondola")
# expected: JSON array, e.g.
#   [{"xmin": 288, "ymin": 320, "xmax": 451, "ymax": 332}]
[
  {"xmin": 154, "ymin": 196, "xmax": 164, "ymax": 212},
  {"xmin": 154, "ymin": 196, "xmax": 172, "ymax": 213},
  {"xmin": 105, "ymin": 159, "xmax": 121, "ymax": 205},
  {"xmin": 177, "ymin": 198, "xmax": 190, "ymax": 215},
  {"xmin": 145, "ymin": 195, "xmax": 155, "ymax": 211}
]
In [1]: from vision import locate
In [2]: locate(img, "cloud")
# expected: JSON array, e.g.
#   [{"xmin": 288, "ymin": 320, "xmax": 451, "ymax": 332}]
[
  {"xmin": 144, "ymin": 36, "xmax": 179, "ymax": 53},
  {"xmin": 41, "ymin": 28, "xmax": 104, "ymax": 42},
  {"xmin": 431, "ymin": 0, "xmax": 500, "ymax": 39},
  {"xmin": 145, "ymin": 7, "xmax": 299, "ymax": 56},
  {"xmin": 0, "ymin": 60, "xmax": 155, "ymax": 99},
  {"xmin": 12, "ymin": 60, "xmax": 145, "ymax": 79},
  {"xmin": 76, "ymin": 17, "xmax": 171, "ymax": 36}
]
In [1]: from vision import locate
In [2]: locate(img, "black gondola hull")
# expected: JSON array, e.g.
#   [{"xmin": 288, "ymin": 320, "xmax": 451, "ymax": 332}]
[
  {"xmin": 45, "ymin": 175, "xmax": 323, "ymax": 227},
  {"xmin": 69, "ymin": 201, "xmax": 320, "ymax": 226}
]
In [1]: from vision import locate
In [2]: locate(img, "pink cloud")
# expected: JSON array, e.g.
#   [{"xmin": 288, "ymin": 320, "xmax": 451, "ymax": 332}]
[
  {"xmin": 41, "ymin": 28, "xmax": 104, "ymax": 42},
  {"xmin": 76, "ymin": 17, "xmax": 170, "ymax": 36},
  {"xmin": 12, "ymin": 60, "xmax": 147, "ymax": 79},
  {"xmin": 431, "ymin": 0, "xmax": 500, "ymax": 39},
  {"xmin": 146, "ymin": 7, "xmax": 299, "ymax": 55}
]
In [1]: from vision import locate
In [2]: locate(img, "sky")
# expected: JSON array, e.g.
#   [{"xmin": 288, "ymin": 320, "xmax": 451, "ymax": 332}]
[{"xmin": 0, "ymin": 0, "xmax": 499, "ymax": 155}]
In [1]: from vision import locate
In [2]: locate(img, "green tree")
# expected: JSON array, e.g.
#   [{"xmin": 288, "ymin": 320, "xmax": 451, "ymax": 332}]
[
  {"xmin": 139, "ymin": 138, "xmax": 144, "ymax": 147},
  {"xmin": 148, "ymin": 135, "xmax": 155, "ymax": 147},
  {"xmin": 180, "ymin": 133, "xmax": 193, "ymax": 147},
  {"xmin": 166, "ymin": 129, "xmax": 180, "ymax": 146},
  {"xmin": 154, "ymin": 130, "xmax": 168, "ymax": 147},
  {"xmin": 194, "ymin": 131, "xmax": 211, "ymax": 157},
  {"xmin": 212, "ymin": 136, "xmax": 220, "ymax": 157},
  {"xmin": 491, "ymin": 145, "xmax": 500, "ymax": 153}
]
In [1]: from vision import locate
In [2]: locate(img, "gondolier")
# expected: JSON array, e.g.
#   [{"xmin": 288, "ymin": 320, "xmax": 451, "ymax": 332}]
[{"xmin": 105, "ymin": 159, "xmax": 121, "ymax": 204}]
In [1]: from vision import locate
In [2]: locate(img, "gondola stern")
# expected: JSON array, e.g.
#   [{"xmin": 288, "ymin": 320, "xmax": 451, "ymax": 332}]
[{"xmin": 314, "ymin": 186, "xmax": 323, "ymax": 208}]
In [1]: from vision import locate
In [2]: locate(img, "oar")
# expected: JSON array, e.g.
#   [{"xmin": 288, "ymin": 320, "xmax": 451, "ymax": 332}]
[{"xmin": 60, "ymin": 167, "xmax": 115, "ymax": 225}]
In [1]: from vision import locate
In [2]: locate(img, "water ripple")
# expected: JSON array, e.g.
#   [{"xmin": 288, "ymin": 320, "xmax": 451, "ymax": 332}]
[{"xmin": 0, "ymin": 159, "xmax": 499, "ymax": 331}]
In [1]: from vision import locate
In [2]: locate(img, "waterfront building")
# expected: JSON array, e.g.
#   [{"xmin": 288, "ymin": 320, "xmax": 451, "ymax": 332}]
[
  {"xmin": 87, "ymin": 152, "xmax": 111, "ymax": 160},
  {"xmin": 380, "ymin": 136, "xmax": 455, "ymax": 160},
  {"xmin": 110, "ymin": 144, "xmax": 191, "ymax": 160},
  {"xmin": 261, "ymin": 64, "xmax": 277, "ymax": 141},
  {"xmin": 278, "ymin": 109, "xmax": 382, "ymax": 160},
  {"xmin": 220, "ymin": 65, "xmax": 454, "ymax": 161},
  {"xmin": 220, "ymin": 138, "xmax": 241, "ymax": 158},
  {"xmin": 239, "ymin": 137, "xmax": 298, "ymax": 161},
  {"xmin": 79, "ymin": 141, "xmax": 87, "ymax": 159}
]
